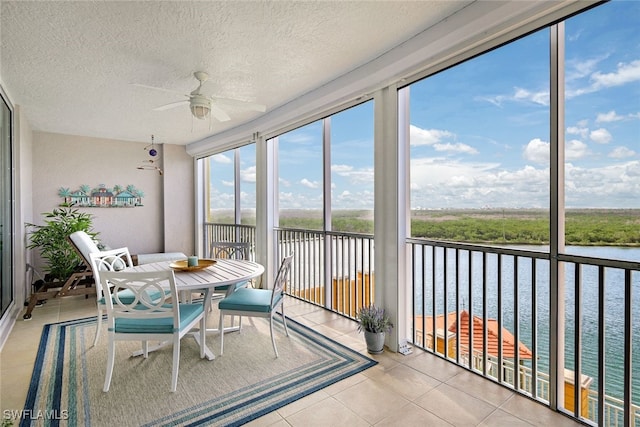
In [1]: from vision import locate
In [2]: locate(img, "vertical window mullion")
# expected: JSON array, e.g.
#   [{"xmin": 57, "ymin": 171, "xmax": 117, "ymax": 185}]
[
  {"xmin": 234, "ymin": 148, "xmax": 241, "ymax": 228},
  {"xmin": 323, "ymin": 117, "xmax": 332, "ymax": 232}
]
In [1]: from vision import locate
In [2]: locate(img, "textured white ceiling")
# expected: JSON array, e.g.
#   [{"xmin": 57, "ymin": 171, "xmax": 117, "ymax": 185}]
[{"xmin": 0, "ymin": 1, "xmax": 470, "ymax": 146}]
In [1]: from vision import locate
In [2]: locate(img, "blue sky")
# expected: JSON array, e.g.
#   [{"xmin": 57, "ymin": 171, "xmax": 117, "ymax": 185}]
[{"xmin": 212, "ymin": 0, "xmax": 639, "ymax": 211}]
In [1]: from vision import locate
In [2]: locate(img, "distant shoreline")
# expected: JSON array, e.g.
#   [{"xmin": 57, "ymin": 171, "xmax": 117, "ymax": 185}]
[{"xmin": 209, "ymin": 208, "xmax": 640, "ymax": 246}]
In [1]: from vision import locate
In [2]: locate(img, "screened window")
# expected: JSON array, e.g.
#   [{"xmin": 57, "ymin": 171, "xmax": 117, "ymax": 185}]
[
  {"xmin": 276, "ymin": 101, "xmax": 374, "ymax": 233},
  {"xmin": 207, "ymin": 152, "xmax": 235, "ymax": 224},
  {"xmin": 330, "ymin": 102, "xmax": 374, "ymax": 233},
  {"xmin": 277, "ymin": 121, "xmax": 324, "ymax": 230},
  {"xmin": 407, "ymin": 28, "xmax": 550, "ymax": 243}
]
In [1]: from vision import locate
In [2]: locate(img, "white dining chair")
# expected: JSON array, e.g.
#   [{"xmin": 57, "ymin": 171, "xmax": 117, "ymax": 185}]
[
  {"xmin": 207, "ymin": 241, "xmax": 254, "ymax": 327},
  {"xmin": 209, "ymin": 241, "xmax": 254, "ymax": 291},
  {"xmin": 88, "ymin": 247, "xmax": 135, "ymax": 347},
  {"xmin": 100, "ymin": 270, "xmax": 208, "ymax": 392},
  {"xmin": 218, "ymin": 253, "xmax": 293, "ymax": 358}
]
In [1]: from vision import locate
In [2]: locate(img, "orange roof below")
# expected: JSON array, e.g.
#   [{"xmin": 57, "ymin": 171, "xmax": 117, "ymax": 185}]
[{"xmin": 415, "ymin": 310, "xmax": 533, "ymax": 359}]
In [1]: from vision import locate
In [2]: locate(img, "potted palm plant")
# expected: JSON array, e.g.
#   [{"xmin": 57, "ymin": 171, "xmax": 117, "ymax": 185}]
[
  {"xmin": 26, "ymin": 207, "xmax": 98, "ymax": 282},
  {"xmin": 356, "ymin": 304, "xmax": 393, "ymax": 354}
]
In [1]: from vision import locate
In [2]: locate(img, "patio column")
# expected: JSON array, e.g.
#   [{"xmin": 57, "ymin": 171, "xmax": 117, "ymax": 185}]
[
  {"xmin": 374, "ymin": 84, "xmax": 409, "ymax": 352},
  {"xmin": 255, "ymin": 132, "xmax": 277, "ymax": 288}
]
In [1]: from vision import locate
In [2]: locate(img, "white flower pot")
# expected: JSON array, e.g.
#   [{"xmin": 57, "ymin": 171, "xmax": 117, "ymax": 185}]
[{"xmin": 364, "ymin": 331, "xmax": 385, "ymax": 354}]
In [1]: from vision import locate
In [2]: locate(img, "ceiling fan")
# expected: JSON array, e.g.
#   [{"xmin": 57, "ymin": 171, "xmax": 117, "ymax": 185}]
[{"xmin": 133, "ymin": 71, "xmax": 266, "ymax": 122}]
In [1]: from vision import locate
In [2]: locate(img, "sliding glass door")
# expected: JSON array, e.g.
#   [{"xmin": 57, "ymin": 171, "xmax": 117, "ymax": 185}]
[{"xmin": 0, "ymin": 88, "xmax": 13, "ymax": 319}]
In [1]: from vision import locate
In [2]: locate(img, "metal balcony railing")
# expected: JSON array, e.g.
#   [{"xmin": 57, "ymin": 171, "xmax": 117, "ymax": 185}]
[
  {"xmin": 202, "ymin": 223, "xmax": 638, "ymax": 426},
  {"xmin": 275, "ymin": 228, "xmax": 375, "ymax": 319},
  {"xmin": 203, "ymin": 223, "xmax": 256, "ymax": 259},
  {"xmin": 408, "ymin": 238, "xmax": 639, "ymax": 427}
]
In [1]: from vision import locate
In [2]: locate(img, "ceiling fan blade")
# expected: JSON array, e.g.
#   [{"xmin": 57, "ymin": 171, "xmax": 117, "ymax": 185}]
[
  {"xmin": 209, "ymin": 105, "xmax": 231, "ymax": 122},
  {"xmin": 131, "ymin": 83, "xmax": 186, "ymax": 96},
  {"xmin": 153, "ymin": 100, "xmax": 189, "ymax": 111},
  {"xmin": 213, "ymin": 97, "xmax": 267, "ymax": 112}
]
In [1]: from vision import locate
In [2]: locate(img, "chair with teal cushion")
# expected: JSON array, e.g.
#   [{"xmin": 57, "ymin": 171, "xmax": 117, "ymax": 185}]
[
  {"xmin": 218, "ymin": 253, "xmax": 293, "ymax": 358},
  {"xmin": 100, "ymin": 270, "xmax": 208, "ymax": 392},
  {"xmin": 209, "ymin": 241, "xmax": 253, "ymax": 293},
  {"xmin": 88, "ymin": 247, "xmax": 135, "ymax": 347},
  {"xmin": 208, "ymin": 241, "xmax": 253, "ymax": 328}
]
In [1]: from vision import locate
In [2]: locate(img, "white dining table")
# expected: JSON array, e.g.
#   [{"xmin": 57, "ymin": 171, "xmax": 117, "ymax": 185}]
[{"xmin": 127, "ymin": 258, "xmax": 265, "ymax": 360}]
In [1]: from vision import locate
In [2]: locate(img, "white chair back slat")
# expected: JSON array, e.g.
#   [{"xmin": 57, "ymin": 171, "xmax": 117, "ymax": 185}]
[
  {"xmin": 100, "ymin": 270, "xmax": 177, "ymax": 326},
  {"xmin": 87, "ymin": 247, "xmax": 135, "ymax": 347},
  {"xmin": 209, "ymin": 241, "xmax": 251, "ymax": 260},
  {"xmin": 271, "ymin": 253, "xmax": 293, "ymax": 307}
]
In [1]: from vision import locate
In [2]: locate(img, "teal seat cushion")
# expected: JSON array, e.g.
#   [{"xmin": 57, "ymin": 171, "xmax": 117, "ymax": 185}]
[
  {"xmin": 218, "ymin": 288, "xmax": 281, "ymax": 313},
  {"xmin": 214, "ymin": 281, "xmax": 248, "ymax": 293},
  {"xmin": 112, "ymin": 303, "xmax": 203, "ymax": 333},
  {"xmin": 99, "ymin": 288, "xmax": 169, "ymax": 305}
]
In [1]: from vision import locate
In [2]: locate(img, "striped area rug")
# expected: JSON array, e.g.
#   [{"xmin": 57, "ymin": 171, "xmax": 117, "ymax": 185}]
[{"xmin": 22, "ymin": 315, "xmax": 376, "ymax": 426}]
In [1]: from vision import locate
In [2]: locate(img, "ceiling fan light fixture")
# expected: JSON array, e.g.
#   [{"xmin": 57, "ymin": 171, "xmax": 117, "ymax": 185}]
[{"xmin": 190, "ymin": 97, "xmax": 210, "ymax": 120}]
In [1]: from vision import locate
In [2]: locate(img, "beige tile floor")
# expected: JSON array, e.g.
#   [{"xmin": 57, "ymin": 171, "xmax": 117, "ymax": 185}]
[{"xmin": 0, "ymin": 295, "xmax": 584, "ymax": 426}]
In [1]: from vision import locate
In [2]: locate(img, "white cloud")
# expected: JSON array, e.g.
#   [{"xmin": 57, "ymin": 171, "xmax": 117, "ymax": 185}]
[
  {"xmin": 566, "ymin": 140, "xmax": 590, "ymax": 160},
  {"xmin": 331, "ymin": 164, "xmax": 353, "ymax": 173},
  {"xmin": 596, "ymin": 110, "xmax": 624, "ymax": 123},
  {"xmin": 626, "ymin": 161, "xmax": 640, "ymax": 177},
  {"xmin": 221, "ymin": 180, "xmax": 234, "ymax": 187},
  {"xmin": 410, "ymin": 153, "xmax": 640, "ymax": 209},
  {"xmin": 279, "ymin": 177, "xmax": 290, "ymax": 187},
  {"xmin": 410, "ymin": 125, "xmax": 478, "ymax": 155},
  {"xmin": 609, "ymin": 146, "xmax": 636, "ymax": 158},
  {"xmin": 280, "ymin": 131, "xmax": 316, "ymax": 145},
  {"xmin": 513, "ymin": 87, "xmax": 550, "ymax": 106},
  {"xmin": 433, "ymin": 142, "xmax": 478, "ymax": 155},
  {"xmin": 566, "ymin": 56, "xmax": 605, "ymax": 82},
  {"xmin": 240, "ymin": 166, "xmax": 256, "ymax": 183},
  {"xmin": 410, "ymin": 125, "xmax": 454, "ymax": 146},
  {"xmin": 280, "ymin": 192, "xmax": 294, "ymax": 203},
  {"xmin": 591, "ymin": 60, "xmax": 640, "ymax": 89},
  {"xmin": 482, "ymin": 87, "xmax": 549, "ymax": 107},
  {"xmin": 332, "ymin": 189, "xmax": 374, "ymax": 209},
  {"xmin": 410, "ymin": 156, "xmax": 549, "ymax": 209},
  {"xmin": 567, "ymin": 125, "xmax": 589, "ymax": 139},
  {"xmin": 567, "ymin": 28, "xmax": 583, "ymax": 42},
  {"xmin": 212, "ymin": 153, "xmax": 232, "ymax": 164},
  {"xmin": 523, "ymin": 138, "xmax": 549, "ymax": 164},
  {"xmin": 565, "ymin": 161, "xmax": 640, "ymax": 207},
  {"xmin": 567, "ymin": 119, "xmax": 590, "ymax": 139},
  {"xmin": 331, "ymin": 164, "xmax": 374, "ymax": 185},
  {"xmin": 524, "ymin": 137, "xmax": 591, "ymax": 164},
  {"xmin": 590, "ymin": 128, "xmax": 612, "ymax": 144},
  {"xmin": 568, "ymin": 59, "xmax": 640, "ymax": 97},
  {"xmin": 300, "ymin": 178, "xmax": 319, "ymax": 189}
]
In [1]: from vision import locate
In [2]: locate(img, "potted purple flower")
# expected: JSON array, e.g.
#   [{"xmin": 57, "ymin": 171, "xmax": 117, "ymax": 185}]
[{"xmin": 356, "ymin": 304, "xmax": 393, "ymax": 354}]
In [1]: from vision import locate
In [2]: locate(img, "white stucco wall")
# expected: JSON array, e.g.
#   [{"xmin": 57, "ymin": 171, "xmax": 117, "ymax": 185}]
[
  {"xmin": 1, "ymin": 127, "xmax": 194, "ymax": 347},
  {"xmin": 16, "ymin": 106, "xmax": 33, "ymax": 313},
  {"xmin": 162, "ymin": 143, "xmax": 195, "ymax": 256},
  {"xmin": 31, "ymin": 132, "xmax": 193, "ymax": 260}
]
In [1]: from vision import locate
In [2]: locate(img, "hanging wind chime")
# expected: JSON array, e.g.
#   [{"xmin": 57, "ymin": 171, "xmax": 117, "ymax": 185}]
[{"xmin": 137, "ymin": 134, "xmax": 163, "ymax": 175}]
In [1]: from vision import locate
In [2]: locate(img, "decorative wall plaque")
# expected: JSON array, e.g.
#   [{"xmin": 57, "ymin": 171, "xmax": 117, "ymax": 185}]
[{"xmin": 58, "ymin": 184, "xmax": 144, "ymax": 208}]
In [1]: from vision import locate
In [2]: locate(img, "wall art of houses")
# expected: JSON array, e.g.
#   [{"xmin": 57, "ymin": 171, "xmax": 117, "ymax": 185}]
[{"xmin": 58, "ymin": 184, "xmax": 144, "ymax": 208}]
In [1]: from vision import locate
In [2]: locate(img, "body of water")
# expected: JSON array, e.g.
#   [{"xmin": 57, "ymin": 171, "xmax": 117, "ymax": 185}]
[{"xmin": 412, "ymin": 245, "xmax": 639, "ymax": 406}]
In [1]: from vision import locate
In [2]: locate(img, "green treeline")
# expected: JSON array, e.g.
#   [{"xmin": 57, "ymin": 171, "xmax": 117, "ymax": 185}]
[
  {"xmin": 414, "ymin": 209, "xmax": 640, "ymax": 245},
  {"xmin": 215, "ymin": 209, "xmax": 640, "ymax": 246}
]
